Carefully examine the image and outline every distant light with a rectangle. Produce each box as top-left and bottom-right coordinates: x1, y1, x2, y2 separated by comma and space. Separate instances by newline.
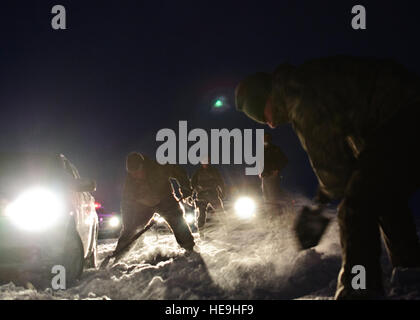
185, 213, 195, 224
109, 216, 120, 228
214, 99, 223, 108
234, 197, 256, 219
95, 202, 101, 209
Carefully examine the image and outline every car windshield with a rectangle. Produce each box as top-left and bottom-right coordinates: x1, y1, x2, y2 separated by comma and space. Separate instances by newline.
0, 153, 68, 197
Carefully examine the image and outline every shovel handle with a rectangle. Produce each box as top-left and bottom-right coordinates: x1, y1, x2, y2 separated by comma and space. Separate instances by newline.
99, 220, 156, 269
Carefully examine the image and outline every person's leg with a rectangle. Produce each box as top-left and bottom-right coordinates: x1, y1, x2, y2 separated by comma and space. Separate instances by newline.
113, 206, 154, 257
196, 199, 208, 228
261, 177, 269, 203
209, 192, 225, 213
159, 199, 195, 251
262, 175, 281, 216
335, 170, 384, 299
368, 104, 420, 273
379, 201, 420, 268
373, 106, 420, 268
335, 104, 420, 299
206, 196, 227, 232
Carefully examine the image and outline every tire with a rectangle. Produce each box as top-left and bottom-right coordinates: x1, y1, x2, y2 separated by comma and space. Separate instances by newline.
62, 223, 84, 288
85, 225, 98, 269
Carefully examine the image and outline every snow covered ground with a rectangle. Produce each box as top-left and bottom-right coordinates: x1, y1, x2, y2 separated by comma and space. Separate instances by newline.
1, 194, 419, 300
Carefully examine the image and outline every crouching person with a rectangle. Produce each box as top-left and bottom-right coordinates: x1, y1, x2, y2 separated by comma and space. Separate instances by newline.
191, 162, 226, 229
112, 152, 195, 259
235, 56, 420, 299
261, 132, 288, 215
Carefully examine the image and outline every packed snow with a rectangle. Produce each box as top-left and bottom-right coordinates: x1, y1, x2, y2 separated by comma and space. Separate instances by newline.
1, 194, 419, 300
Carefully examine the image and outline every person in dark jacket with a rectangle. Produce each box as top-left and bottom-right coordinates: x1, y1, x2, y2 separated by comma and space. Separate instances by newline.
191, 162, 226, 229
235, 56, 420, 299
112, 152, 195, 258
261, 132, 288, 210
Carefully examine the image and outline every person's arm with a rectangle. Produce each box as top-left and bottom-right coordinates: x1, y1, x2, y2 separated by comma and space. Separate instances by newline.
273, 146, 288, 171
191, 169, 199, 192
167, 164, 192, 199
120, 176, 138, 227
213, 168, 226, 197
313, 186, 332, 206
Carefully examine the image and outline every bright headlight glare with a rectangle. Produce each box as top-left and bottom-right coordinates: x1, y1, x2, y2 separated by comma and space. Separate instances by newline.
109, 216, 120, 228
185, 213, 195, 224
5, 188, 64, 232
234, 197, 256, 219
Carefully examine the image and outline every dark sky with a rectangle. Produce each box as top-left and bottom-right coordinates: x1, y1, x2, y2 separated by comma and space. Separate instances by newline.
1, 1, 420, 212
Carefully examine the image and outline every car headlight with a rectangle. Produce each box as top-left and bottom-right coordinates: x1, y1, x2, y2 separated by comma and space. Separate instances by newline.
234, 196, 256, 219
5, 188, 64, 232
109, 216, 120, 228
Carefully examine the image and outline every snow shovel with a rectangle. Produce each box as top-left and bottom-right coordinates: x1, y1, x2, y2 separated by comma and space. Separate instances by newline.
293, 205, 331, 250
99, 220, 156, 269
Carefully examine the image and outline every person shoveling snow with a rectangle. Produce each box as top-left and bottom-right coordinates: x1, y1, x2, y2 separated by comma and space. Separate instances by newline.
235, 56, 420, 299
101, 152, 195, 268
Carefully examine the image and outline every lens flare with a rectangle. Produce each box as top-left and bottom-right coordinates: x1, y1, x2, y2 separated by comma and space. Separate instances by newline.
109, 216, 120, 228
185, 213, 195, 224
5, 188, 64, 232
234, 197, 256, 219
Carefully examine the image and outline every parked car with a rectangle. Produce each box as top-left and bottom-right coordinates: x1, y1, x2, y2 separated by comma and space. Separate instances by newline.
96, 203, 121, 239
0, 152, 98, 288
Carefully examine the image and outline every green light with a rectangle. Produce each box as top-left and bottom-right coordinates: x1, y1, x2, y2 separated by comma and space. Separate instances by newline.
214, 99, 223, 108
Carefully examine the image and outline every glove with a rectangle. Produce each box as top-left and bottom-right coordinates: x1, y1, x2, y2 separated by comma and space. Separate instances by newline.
180, 188, 192, 199
313, 188, 331, 205
183, 196, 195, 207
293, 205, 331, 250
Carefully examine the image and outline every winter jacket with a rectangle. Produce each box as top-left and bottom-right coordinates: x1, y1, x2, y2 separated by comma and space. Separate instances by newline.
191, 165, 225, 197
270, 56, 420, 199
262, 143, 288, 177
121, 156, 191, 212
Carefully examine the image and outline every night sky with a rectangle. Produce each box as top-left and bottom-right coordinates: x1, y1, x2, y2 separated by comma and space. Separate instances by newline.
1, 1, 420, 212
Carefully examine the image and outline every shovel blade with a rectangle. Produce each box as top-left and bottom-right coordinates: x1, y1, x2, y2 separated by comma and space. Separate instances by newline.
294, 206, 331, 250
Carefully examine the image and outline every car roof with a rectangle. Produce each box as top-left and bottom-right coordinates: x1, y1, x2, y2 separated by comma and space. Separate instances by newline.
0, 152, 65, 160
0, 152, 69, 170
